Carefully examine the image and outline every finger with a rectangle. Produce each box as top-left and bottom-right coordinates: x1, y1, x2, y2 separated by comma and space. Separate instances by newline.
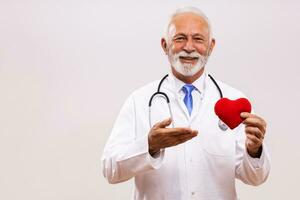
175, 130, 198, 143
241, 113, 267, 127
153, 118, 172, 129
160, 127, 196, 136
240, 112, 252, 119
245, 126, 264, 140
241, 112, 264, 121
163, 131, 198, 147
246, 133, 262, 147
243, 115, 266, 126
243, 118, 266, 134
175, 135, 196, 145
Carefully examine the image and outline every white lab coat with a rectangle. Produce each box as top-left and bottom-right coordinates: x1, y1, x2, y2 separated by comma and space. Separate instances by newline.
102, 71, 270, 200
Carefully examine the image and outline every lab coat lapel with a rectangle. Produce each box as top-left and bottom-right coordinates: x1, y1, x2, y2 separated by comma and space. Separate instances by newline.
165, 74, 190, 125
189, 74, 212, 125
175, 93, 191, 122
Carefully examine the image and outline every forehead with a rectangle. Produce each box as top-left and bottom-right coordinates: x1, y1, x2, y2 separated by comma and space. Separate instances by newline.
170, 12, 209, 36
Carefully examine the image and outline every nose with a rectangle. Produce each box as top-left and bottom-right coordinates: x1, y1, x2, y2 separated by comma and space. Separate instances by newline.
183, 37, 195, 53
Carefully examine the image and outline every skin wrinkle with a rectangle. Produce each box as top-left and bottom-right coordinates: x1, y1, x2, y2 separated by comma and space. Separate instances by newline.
167, 24, 176, 48
161, 12, 215, 83
165, 7, 213, 44
148, 9, 267, 159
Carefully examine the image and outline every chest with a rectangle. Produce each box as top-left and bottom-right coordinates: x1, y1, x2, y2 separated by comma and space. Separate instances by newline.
136, 86, 238, 157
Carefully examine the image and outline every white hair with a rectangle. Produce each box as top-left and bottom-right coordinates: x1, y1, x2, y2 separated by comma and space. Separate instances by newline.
164, 7, 213, 44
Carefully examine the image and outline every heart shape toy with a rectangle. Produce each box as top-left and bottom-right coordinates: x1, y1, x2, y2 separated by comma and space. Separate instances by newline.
214, 98, 252, 130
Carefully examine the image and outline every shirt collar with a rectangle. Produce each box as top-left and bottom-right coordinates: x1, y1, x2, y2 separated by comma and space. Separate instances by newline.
168, 69, 207, 94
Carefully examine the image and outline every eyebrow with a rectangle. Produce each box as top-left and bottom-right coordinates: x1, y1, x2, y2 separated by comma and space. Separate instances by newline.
173, 33, 206, 38
173, 33, 186, 38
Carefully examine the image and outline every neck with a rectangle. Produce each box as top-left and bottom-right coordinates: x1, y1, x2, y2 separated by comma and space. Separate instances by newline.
171, 67, 205, 84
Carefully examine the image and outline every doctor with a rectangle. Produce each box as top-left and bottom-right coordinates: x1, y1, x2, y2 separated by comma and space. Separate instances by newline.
102, 7, 270, 200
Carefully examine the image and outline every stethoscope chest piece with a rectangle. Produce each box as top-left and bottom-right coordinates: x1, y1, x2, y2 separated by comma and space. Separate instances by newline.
149, 74, 227, 131
218, 119, 228, 131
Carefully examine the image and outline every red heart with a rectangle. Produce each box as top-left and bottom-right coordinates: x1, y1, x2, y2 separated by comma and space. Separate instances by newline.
214, 98, 252, 129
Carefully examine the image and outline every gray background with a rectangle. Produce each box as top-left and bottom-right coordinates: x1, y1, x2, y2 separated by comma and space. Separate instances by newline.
0, 0, 299, 199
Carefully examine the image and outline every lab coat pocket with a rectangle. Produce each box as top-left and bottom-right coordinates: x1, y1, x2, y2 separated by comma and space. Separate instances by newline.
201, 129, 235, 157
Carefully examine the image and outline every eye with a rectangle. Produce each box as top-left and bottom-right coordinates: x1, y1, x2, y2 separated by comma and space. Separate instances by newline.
194, 37, 205, 43
173, 36, 186, 42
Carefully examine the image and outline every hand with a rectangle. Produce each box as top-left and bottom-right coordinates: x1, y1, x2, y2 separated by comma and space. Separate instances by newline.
241, 112, 267, 158
148, 118, 198, 156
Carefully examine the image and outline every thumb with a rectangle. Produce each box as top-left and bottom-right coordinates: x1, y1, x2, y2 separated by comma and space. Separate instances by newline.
153, 118, 172, 129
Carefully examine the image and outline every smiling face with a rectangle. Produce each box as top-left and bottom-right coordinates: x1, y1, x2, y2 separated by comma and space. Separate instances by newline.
162, 12, 215, 83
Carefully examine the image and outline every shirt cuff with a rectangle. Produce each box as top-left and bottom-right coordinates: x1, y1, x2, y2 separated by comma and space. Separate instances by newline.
245, 144, 267, 169
147, 149, 165, 169
122, 134, 165, 170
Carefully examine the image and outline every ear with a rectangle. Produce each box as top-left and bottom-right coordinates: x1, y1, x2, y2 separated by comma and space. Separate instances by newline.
208, 38, 216, 56
161, 38, 168, 55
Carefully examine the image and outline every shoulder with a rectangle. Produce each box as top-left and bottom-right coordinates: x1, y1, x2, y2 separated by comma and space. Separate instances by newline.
210, 78, 248, 99
131, 80, 160, 98
125, 79, 161, 104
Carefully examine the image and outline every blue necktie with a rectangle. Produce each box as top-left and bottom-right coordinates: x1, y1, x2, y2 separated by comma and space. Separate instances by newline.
182, 84, 196, 116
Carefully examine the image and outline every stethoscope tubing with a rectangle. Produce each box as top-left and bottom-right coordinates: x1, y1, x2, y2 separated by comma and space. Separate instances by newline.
148, 74, 228, 131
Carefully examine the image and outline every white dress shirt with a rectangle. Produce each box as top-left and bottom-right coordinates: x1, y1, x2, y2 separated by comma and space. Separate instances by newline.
101, 71, 271, 200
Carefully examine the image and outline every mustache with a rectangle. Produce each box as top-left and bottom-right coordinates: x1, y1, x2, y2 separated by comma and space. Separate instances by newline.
174, 51, 202, 59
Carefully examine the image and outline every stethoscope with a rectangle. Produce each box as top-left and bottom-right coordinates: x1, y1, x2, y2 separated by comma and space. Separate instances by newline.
148, 74, 229, 131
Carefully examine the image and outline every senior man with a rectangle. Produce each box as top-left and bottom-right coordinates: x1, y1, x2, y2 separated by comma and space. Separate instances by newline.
102, 7, 270, 200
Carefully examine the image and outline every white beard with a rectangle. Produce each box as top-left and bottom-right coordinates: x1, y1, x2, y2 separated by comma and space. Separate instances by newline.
168, 50, 208, 77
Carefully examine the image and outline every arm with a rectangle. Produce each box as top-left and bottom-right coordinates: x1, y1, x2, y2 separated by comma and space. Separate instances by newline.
101, 95, 164, 184
235, 113, 271, 186
102, 94, 198, 184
